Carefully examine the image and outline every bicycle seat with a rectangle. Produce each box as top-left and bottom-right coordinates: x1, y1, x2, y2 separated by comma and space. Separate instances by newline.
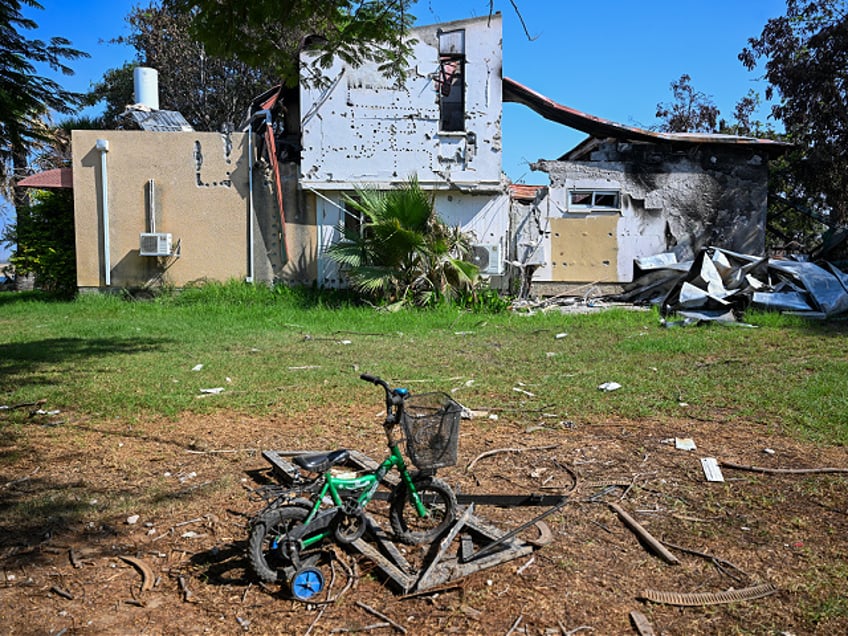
294, 449, 350, 473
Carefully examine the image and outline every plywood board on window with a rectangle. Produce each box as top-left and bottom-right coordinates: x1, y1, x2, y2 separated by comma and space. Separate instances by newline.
549, 215, 619, 282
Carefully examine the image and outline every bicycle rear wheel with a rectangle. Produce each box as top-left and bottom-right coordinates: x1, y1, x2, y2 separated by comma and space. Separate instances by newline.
389, 474, 457, 545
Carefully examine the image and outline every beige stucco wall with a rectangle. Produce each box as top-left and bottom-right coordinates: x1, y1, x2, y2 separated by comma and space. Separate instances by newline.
72, 130, 252, 290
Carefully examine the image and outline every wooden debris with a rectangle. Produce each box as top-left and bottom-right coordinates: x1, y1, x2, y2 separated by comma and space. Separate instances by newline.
330, 624, 390, 634
354, 601, 407, 634
178, 575, 193, 602
119, 556, 155, 592
660, 540, 750, 583
68, 549, 81, 569
304, 605, 327, 636
505, 614, 523, 636
629, 610, 654, 636
607, 503, 680, 565
50, 585, 74, 600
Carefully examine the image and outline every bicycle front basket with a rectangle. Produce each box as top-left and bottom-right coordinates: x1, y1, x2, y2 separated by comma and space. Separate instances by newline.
401, 392, 461, 470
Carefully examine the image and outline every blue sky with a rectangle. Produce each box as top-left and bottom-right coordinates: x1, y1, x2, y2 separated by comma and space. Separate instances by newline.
2, 0, 787, 262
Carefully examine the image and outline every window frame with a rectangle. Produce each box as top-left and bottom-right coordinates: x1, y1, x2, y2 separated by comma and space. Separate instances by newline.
566, 189, 621, 213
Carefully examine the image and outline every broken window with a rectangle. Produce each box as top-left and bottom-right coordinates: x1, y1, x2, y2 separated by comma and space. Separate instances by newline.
343, 196, 365, 238
567, 190, 621, 212
436, 29, 465, 132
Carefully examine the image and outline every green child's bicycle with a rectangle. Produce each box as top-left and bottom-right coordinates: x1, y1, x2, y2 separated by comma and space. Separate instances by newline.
247, 374, 461, 600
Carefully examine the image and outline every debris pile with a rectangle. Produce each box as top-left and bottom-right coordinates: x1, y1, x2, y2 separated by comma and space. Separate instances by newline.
615, 246, 848, 322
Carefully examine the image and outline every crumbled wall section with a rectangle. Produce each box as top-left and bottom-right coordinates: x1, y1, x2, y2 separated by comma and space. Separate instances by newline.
531, 141, 769, 283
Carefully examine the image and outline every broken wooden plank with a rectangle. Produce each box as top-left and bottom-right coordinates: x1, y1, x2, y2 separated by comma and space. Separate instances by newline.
365, 517, 412, 574
351, 537, 416, 593
608, 503, 679, 565
629, 610, 655, 636
415, 504, 474, 592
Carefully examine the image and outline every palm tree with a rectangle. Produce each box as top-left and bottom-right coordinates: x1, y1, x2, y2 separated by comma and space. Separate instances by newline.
327, 177, 479, 306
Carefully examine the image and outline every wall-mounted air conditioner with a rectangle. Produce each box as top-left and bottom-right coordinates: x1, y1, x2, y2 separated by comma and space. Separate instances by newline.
139, 232, 173, 257
471, 243, 504, 276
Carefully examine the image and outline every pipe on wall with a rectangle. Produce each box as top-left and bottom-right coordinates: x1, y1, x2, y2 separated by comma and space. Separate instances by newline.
95, 139, 111, 286
244, 109, 272, 283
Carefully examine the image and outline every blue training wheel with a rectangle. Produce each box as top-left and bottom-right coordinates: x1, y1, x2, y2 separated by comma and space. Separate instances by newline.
290, 566, 324, 601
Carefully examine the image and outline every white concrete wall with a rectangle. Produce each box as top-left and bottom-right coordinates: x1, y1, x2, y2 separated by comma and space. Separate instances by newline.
299, 14, 503, 191
529, 145, 769, 285
312, 190, 511, 287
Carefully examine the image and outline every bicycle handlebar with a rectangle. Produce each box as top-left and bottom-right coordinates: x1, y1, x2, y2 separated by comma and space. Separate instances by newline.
360, 373, 406, 424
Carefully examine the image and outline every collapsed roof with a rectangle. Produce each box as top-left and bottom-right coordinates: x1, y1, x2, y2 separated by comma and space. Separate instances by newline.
502, 77, 790, 155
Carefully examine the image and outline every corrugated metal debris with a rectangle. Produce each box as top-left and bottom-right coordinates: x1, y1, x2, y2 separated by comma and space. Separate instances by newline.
613, 246, 848, 321
119, 107, 194, 132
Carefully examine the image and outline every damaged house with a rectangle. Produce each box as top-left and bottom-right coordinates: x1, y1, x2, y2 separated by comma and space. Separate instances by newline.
503, 78, 789, 292
63, 14, 788, 296
70, 15, 510, 292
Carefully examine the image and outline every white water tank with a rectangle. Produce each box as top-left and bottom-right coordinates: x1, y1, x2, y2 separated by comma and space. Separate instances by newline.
133, 67, 159, 110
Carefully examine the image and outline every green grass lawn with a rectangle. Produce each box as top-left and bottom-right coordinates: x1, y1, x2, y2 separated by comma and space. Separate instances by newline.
2, 283, 846, 444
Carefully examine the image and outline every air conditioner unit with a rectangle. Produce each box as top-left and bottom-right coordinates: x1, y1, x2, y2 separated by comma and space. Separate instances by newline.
139, 232, 173, 257
471, 243, 504, 276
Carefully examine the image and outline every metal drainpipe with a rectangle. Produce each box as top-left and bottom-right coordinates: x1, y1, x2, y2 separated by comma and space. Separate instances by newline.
95, 139, 111, 287
244, 109, 271, 283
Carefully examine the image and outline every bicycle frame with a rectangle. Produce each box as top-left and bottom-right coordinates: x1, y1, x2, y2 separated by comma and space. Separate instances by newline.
290, 441, 430, 550
268, 374, 436, 556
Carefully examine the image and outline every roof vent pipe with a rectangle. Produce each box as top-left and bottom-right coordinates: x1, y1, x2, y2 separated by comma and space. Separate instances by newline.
133, 67, 159, 110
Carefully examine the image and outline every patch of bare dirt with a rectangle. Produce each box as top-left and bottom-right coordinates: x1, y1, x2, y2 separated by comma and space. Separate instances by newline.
1, 404, 846, 635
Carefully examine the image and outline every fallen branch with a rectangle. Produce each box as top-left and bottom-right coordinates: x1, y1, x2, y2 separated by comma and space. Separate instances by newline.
660, 540, 749, 583
3, 466, 40, 489
505, 614, 523, 636
720, 461, 848, 475
330, 624, 390, 634
174, 517, 204, 528
304, 605, 327, 636
607, 503, 679, 565
354, 601, 407, 634
50, 585, 74, 600
466, 444, 559, 472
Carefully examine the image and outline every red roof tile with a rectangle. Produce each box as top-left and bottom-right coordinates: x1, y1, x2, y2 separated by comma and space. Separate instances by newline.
17, 167, 73, 189
509, 184, 545, 201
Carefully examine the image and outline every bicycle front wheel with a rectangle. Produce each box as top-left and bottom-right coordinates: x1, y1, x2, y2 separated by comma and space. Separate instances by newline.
389, 474, 457, 545
248, 503, 313, 584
